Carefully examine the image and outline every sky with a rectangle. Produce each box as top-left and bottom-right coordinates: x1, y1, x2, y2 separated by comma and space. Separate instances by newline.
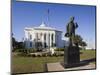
12, 1, 96, 49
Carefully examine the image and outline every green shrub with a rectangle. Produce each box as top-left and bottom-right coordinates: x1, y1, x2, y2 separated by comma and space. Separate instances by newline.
48, 53, 53, 57
42, 53, 48, 57
60, 53, 64, 56
31, 54, 35, 57
54, 48, 64, 51
27, 48, 36, 53
14, 49, 24, 52
37, 54, 41, 57
45, 54, 48, 57
55, 53, 59, 57
27, 54, 31, 57
17, 52, 27, 57
42, 53, 45, 57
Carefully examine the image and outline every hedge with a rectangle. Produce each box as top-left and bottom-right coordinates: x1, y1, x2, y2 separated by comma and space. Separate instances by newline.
54, 48, 64, 51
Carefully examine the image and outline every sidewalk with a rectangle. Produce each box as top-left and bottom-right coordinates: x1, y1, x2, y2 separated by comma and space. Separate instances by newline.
47, 62, 95, 72
47, 62, 64, 71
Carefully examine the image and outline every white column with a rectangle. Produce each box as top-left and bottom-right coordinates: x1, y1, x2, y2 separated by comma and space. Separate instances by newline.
41, 33, 44, 48
53, 33, 55, 46
50, 33, 52, 47
46, 33, 48, 47
45, 33, 48, 46
34, 33, 37, 48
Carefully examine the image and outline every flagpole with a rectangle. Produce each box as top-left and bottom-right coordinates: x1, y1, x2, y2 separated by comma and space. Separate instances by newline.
47, 9, 50, 27
47, 9, 50, 53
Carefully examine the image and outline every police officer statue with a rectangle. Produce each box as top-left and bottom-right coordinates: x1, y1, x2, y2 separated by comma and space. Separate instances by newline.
65, 16, 78, 46
64, 16, 80, 67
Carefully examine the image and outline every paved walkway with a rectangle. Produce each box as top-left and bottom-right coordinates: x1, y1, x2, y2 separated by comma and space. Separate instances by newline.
65, 63, 95, 70
47, 62, 95, 72
47, 62, 64, 71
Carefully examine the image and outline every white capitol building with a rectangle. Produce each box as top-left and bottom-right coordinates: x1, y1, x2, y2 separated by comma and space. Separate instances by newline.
24, 22, 68, 50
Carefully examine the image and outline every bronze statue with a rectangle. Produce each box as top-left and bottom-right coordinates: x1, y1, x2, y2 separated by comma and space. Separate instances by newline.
65, 16, 78, 46
64, 17, 80, 67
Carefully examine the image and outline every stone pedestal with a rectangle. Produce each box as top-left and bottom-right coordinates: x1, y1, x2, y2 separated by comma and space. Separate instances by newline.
64, 46, 80, 68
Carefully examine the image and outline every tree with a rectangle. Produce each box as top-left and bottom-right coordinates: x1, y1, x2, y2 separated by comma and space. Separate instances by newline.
72, 34, 83, 45
80, 41, 87, 50
16, 42, 25, 49
72, 34, 87, 49
12, 36, 25, 52
12, 33, 17, 51
12, 36, 17, 51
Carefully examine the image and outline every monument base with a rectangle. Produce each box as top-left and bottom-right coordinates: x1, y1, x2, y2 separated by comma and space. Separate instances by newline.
64, 46, 80, 68
63, 61, 88, 68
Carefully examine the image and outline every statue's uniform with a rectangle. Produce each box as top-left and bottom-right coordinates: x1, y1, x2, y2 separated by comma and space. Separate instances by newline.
67, 22, 75, 37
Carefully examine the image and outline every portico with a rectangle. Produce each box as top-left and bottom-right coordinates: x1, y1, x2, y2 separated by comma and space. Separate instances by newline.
24, 22, 63, 49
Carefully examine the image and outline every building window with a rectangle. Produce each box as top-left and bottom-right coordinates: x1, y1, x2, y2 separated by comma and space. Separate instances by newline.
30, 42, 32, 47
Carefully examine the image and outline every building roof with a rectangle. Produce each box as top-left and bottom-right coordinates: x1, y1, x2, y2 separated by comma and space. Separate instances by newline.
34, 22, 55, 30
25, 22, 62, 32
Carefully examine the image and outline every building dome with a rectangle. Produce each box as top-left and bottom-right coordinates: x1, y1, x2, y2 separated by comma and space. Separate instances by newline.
39, 21, 46, 27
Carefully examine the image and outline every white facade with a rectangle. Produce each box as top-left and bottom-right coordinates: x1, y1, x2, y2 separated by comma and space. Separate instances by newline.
24, 22, 64, 49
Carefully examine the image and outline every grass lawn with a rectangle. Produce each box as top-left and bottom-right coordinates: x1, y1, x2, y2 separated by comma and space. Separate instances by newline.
80, 50, 96, 60
12, 50, 96, 74
12, 56, 63, 73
